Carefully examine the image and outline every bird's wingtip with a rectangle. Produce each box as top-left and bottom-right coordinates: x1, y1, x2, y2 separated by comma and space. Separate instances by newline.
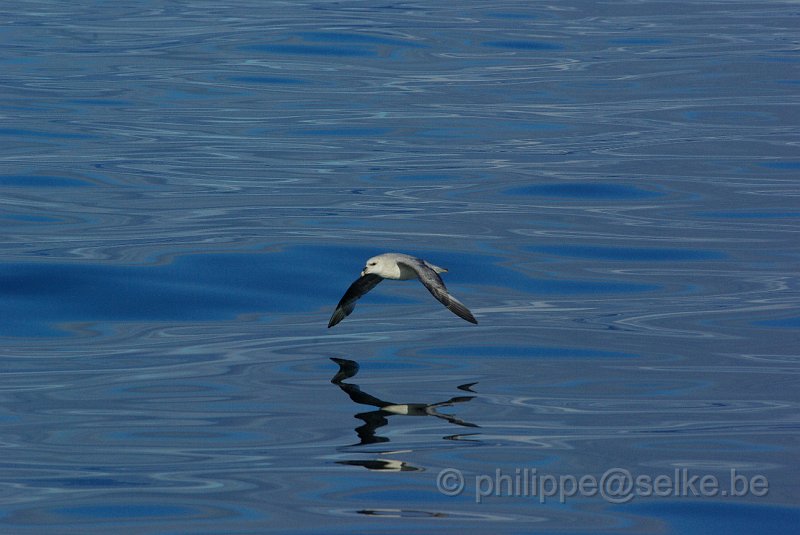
328, 308, 346, 328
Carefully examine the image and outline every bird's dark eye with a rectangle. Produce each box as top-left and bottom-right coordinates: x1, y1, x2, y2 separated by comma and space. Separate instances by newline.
369, 262, 376, 266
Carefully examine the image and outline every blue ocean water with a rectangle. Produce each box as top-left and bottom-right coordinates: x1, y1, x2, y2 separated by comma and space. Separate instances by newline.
1, 1, 798, 533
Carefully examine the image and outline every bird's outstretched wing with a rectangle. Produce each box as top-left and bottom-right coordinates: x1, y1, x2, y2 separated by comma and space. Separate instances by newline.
328, 274, 383, 328
398, 258, 478, 324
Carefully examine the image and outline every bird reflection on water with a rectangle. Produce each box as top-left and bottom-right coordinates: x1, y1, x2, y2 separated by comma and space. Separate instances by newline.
330, 357, 479, 450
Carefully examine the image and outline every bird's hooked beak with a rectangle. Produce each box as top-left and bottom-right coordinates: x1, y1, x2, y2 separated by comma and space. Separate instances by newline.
360, 267, 367, 276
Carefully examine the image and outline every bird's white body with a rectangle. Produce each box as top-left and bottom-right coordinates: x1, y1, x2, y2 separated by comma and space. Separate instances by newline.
362, 253, 446, 280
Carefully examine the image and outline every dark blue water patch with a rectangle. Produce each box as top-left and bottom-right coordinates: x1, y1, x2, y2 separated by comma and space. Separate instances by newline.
55, 504, 198, 520
758, 161, 800, 170
394, 173, 460, 182
531, 245, 724, 262
298, 127, 392, 137
550, 378, 710, 397
414, 127, 485, 140
228, 75, 307, 85
0, 128, 96, 140
608, 38, 672, 46
297, 31, 425, 48
695, 210, 800, 219
539, 279, 658, 295
505, 182, 661, 199
3, 214, 62, 223
0, 249, 338, 337
618, 502, 800, 535
67, 98, 135, 107
754, 316, 800, 329
485, 11, 540, 20
39, 477, 147, 488
244, 43, 375, 57
108, 429, 264, 444
635, 439, 784, 453
682, 110, 777, 124
509, 122, 568, 131
367, 360, 428, 372
421, 346, 636, 359
483, 40, 563, 51
0, 174, 94, 188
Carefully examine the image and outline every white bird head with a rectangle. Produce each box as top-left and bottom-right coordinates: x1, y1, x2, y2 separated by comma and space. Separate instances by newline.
361, 255, 386, 277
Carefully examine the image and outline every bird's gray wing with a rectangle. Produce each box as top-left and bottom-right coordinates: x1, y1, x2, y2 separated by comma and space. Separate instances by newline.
328, 274, 383, 328
398, 258, 477, 324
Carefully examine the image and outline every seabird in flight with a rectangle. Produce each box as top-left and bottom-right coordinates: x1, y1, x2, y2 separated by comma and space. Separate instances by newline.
328, 253, 478, 328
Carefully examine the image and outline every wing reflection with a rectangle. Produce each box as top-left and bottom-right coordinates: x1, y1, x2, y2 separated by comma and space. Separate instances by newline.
337, 459, 419, 472
330, 357, 479, 447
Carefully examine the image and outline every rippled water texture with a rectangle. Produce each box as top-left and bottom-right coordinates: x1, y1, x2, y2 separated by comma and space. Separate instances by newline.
1, 1, 799, 533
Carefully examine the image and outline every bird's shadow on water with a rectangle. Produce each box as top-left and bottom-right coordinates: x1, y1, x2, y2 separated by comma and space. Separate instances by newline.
330, 357, 480, 465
